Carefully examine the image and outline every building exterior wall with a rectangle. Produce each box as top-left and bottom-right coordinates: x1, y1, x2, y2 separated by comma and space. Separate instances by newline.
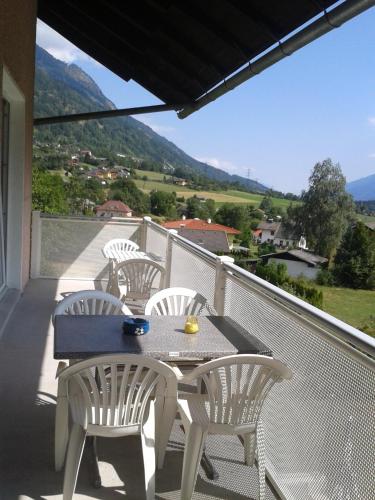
260, 229, 274, 243
274, 237, 297, 248
0, 0, 37, 289
268, 258, 319, 280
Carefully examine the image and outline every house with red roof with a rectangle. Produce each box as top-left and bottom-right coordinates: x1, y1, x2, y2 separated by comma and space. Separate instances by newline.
95, 200, 133, 218
162, 218, 240, 253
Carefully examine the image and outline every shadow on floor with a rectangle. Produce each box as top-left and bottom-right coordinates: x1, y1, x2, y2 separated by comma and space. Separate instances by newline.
0, 279, 276, 500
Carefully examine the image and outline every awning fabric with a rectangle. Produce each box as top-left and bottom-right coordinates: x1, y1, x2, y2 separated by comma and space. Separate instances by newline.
38, 0, 338, 108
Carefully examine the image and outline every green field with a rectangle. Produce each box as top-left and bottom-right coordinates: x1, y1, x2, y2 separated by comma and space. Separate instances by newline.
134, 169, 172, 181
358, 214, 375, 223
133, 170, 297, 209
318, 285, 375, 336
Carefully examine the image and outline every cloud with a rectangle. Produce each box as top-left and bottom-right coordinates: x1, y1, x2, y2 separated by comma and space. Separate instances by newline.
368, 153, 375, 158
36, 19, 102, 66
368, 117, 375, 126
135, 114, 175, 134
196, 157, 256, 176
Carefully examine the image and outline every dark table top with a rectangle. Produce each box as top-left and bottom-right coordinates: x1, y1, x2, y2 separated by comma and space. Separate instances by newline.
54, 315, 272, 361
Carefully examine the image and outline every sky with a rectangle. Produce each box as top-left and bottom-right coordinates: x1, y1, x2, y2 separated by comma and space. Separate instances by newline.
36, 6, 375, 194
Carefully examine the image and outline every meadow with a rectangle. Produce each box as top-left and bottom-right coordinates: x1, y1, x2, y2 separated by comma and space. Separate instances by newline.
133, 169, 297, 209
317, 285, 375, 336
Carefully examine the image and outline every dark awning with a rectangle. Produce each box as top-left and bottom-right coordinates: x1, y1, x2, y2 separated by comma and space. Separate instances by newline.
37, 0, 375, 120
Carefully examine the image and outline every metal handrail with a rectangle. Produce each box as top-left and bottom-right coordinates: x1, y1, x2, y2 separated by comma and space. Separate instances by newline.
225, 263, 375, 366
145, 218, 375, 361
40, 213, 143, 224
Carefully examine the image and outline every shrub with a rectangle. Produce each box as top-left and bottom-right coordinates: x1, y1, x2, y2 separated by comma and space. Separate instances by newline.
316, 268, 334, 286
256, 262, 323, 308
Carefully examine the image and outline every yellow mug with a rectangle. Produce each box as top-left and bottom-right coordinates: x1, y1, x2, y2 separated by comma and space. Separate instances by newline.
184, 315, 199, 334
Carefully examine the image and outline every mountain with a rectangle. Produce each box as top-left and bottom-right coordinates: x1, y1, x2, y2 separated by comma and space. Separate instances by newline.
34, 45, 267, 193
346, 174, 375, 201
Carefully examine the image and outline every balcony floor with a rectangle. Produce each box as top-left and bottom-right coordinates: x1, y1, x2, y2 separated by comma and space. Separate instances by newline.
0, 279, 278, 500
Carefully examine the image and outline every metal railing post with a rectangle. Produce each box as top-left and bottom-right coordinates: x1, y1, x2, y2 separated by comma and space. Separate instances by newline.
165, 229, 178, 288
140, 216, 151, 252
214, 255, 234, 315
30, 211, 42, 278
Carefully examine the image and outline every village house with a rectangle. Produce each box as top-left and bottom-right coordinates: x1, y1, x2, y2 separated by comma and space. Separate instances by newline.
256, 220, 299, 247
261, 249, 328, 280
173, 177, 188, 186
95, 200, 133, 217
79, 149, 93, 159
162, 218, 240, 252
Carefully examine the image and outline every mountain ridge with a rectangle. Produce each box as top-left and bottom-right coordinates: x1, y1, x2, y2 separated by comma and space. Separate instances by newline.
346, 173, 375, 201
34, 45, 268, 193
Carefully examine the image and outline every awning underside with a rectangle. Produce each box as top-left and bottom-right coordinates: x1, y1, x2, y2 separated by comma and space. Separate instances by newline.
38, 0, 338, 107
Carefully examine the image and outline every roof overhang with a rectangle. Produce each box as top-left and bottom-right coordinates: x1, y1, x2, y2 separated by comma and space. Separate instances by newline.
36, 0, 375, 124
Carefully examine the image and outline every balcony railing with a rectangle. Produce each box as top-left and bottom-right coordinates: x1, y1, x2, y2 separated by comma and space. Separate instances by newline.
31, 211, 375, 500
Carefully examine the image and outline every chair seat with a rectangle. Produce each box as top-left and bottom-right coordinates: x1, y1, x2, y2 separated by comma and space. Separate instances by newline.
87, 422, 140, 438
178, 394, 257, 435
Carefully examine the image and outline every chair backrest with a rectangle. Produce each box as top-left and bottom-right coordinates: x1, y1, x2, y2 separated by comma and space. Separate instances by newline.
109, 258, 165, 300
102, 238, 139, 259
58, 354, 177, 428
53, 290, 132, 321
182, 355, 292, 428
144, 287, 215, 316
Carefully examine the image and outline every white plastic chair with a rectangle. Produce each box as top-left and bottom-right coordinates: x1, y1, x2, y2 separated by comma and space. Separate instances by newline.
144, 287, 215, 316
107, 258, 166, 304
53, 290, 133, 321
102, 238, 140, 260
56, 354, 177, 500
175, 355, 292, 500
53, 290, 132, 471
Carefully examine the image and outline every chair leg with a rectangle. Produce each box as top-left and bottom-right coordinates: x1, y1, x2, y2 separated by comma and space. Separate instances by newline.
156, 396, 177, 469
63, 423, 86, 500
180, 422, 207, 500
55, 395, 69, 471
256, 419, 266, 500
141, 401, 156, 500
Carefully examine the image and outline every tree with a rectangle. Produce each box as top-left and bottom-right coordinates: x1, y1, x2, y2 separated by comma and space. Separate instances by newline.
150, 190, 176, 216
186, 196, 208, 219
214, 203, 248, 230
84, 178, 105, 205
109, 178, 150, 214
259, 194, 273, 213
288, 159, 354, 259
32, 166, 69, 214
333, 222, 375, 289
66, 175, 85, 214
205, 199, 216, 218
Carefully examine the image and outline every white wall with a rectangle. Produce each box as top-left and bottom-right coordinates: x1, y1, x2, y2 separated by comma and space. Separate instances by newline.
268, 257, 319, 280
260, 229, 274, 243
274, 238, 297, 248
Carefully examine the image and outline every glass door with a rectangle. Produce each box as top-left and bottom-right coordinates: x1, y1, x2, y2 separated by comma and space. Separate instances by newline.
0, 98, 10, 294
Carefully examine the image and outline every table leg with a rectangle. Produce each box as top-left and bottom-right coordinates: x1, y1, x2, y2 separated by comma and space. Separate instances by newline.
200, 448, 220, 481
86, 436, 101, 488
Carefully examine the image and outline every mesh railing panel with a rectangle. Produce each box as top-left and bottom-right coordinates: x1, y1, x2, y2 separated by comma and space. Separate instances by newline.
39, 217, 141, 279
146, 224, 168, 262
169, 241, 216, 306
224, 275, 375, 500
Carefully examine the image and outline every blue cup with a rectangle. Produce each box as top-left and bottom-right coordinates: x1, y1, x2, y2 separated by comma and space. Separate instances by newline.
123, 318, 150, 336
